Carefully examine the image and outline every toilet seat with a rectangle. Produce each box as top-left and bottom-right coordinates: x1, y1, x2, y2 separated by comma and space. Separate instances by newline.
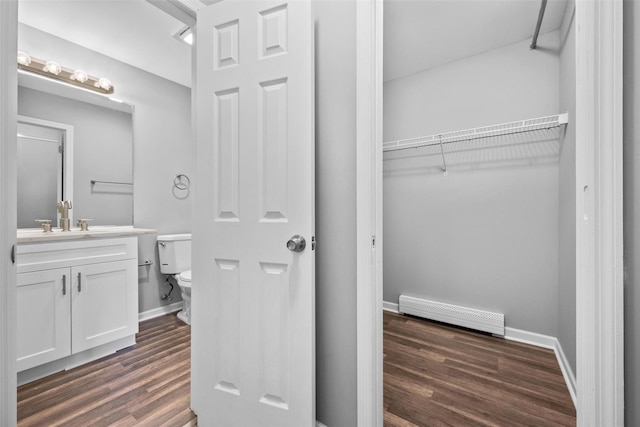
177, 270, 191, 288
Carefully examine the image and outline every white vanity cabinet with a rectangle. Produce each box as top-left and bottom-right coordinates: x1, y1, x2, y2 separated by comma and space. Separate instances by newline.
16, 237, 139, 373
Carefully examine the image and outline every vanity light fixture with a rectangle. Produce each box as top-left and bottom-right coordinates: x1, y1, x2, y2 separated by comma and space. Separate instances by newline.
16, 51, 115, 95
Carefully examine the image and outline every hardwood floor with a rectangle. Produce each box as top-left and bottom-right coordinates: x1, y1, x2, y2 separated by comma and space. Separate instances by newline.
17, 313, 196, 427
18, 311, 575, 426
383, 311, 576, 426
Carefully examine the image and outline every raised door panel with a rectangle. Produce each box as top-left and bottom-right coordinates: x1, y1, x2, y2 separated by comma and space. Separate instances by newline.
71, 260, 138, 353
16, 268, 71, 371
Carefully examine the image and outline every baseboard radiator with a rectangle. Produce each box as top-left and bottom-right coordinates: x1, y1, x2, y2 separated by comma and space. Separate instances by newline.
398, 295, 505, 336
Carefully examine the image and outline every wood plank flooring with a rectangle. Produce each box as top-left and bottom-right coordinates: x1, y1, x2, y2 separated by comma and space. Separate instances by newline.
17, 313, 196, 427
18, 311, 576, 426
383, 311, 576, 426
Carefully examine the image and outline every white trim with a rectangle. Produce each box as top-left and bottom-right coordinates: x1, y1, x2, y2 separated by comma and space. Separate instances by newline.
356, 1, 383, 426
17, 115, 74, 225
504, 327, 557, 350
504, 327, 576, 409
138, 302, 183, 322
575, 1, 624, 425
383, 300, 399, 313
0, 1, 18, 425
555, 337, 578, 408
316, 422, 328, 427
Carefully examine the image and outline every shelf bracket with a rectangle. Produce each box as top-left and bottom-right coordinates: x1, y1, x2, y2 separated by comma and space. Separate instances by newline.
438, 136, 448, 176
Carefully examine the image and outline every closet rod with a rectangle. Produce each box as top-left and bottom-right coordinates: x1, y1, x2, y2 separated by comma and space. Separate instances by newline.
530, 0, 548, 50
383, 113, 568, 153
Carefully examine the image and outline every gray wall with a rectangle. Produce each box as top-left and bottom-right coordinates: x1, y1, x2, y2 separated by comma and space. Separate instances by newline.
557, 0, 577, 375
18, 24, 193, 314
383, 32, 561, 335
18, 86, 133, 226
624, 1, 640, 425
314, 1, 358, 426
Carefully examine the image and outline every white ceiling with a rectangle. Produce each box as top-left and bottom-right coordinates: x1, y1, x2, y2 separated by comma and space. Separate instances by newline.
384, 0, 568, 82
18, 0, 194, 87
17, 0, 568, 88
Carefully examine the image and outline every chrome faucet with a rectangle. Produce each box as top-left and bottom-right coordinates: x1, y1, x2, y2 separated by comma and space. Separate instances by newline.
57, 200, 72, 231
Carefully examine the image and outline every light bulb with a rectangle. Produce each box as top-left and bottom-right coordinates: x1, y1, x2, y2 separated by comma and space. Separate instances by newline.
17, 51, 31, 66
70, 69, 88, 83
94, 77, 112, 91
43, 61, 62, 75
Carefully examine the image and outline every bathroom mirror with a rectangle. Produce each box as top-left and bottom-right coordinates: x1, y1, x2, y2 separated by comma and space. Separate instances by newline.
17, 71, 134, 228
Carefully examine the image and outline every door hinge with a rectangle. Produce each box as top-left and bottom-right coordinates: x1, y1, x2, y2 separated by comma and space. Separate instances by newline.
10, 244, 15, 264
311, 236, 316, 250
58, 144, 64, 154
372, 235, 376, 248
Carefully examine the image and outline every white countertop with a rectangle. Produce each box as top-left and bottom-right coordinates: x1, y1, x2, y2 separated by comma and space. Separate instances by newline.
17, 225, 157, 243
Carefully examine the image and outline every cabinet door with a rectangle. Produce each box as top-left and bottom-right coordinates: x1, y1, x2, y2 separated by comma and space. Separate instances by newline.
71, 260, 138, 353
17, 268, 71, 371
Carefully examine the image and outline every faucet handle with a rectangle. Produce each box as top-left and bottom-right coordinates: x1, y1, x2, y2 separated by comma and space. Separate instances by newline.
35, 219, 52, 232
77, 218, 92, 231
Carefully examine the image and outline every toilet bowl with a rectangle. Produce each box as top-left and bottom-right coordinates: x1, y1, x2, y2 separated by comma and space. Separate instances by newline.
175, 270, 191, 325
157, 233, 192, 325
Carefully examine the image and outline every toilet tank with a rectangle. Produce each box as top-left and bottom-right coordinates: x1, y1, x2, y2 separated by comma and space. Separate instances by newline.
157, 233, 192, 275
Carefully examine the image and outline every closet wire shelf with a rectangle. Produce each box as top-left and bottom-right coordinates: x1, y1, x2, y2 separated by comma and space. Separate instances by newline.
382, 113, 569, 153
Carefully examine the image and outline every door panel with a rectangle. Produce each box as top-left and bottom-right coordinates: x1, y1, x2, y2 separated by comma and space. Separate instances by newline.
193, 1, 315, 425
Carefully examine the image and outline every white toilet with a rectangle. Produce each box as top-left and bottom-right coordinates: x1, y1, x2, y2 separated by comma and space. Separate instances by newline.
157, 233, 192, 325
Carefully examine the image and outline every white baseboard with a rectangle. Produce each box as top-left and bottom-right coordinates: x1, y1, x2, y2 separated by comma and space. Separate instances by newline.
505, 327, 577, 408
554, 338, 577, 407
504, 327, 556, 349
316, 422, 328, 427
138, 302, 183, 322
383, 300, 399, 313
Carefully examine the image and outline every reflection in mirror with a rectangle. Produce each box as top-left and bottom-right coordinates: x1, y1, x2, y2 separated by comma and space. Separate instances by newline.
17, 120, 66, 228
17, 71, 134, 228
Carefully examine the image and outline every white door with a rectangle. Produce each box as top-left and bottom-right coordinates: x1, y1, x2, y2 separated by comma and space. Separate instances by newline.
192, 1, 315, 426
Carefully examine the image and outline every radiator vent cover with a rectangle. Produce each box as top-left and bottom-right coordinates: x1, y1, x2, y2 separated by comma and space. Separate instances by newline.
398, 295, 505, 336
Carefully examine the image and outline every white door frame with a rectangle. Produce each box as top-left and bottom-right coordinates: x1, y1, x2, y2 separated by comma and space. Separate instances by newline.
355, 1, 383, 426
354, 0, 625, 426
575, 0, 624, 425
0, 0, 18, 426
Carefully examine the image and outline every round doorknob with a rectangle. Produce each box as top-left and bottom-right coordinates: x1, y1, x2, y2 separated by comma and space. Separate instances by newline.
287, 235, 306, 252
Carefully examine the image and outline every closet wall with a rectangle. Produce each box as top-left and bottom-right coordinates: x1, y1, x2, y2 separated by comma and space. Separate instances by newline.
383, 31, 562, 336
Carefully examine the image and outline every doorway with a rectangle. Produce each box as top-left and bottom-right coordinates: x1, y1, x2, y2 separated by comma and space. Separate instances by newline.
355, 1, 625, 425
381, 0, 574, 422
